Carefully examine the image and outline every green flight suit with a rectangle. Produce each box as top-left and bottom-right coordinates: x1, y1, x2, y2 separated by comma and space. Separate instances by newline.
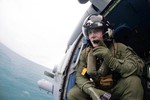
67, 43, 144, 100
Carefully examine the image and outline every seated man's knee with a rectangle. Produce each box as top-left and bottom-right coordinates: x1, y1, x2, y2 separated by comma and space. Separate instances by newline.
123, 75, 143, 95
120, 76, 143, 100
67, 85, 81, 100
67, 88, 75, 100
67, 85, 91, 100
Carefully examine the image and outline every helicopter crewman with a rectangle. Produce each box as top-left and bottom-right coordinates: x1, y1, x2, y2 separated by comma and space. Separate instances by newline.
67, 14, 144, 100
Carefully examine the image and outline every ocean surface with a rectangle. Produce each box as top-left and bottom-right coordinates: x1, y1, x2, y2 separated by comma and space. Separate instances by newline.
0, 43, 53, 100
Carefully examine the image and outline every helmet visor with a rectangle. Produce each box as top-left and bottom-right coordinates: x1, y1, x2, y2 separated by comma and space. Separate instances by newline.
83, 21, 104, 38
84, 21, 103, 29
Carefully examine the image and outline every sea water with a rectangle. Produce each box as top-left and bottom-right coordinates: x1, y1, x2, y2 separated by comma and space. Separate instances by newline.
0, 44, 53, 100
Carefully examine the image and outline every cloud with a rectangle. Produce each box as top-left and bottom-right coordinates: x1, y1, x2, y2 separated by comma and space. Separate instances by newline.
0, 0, 90, 69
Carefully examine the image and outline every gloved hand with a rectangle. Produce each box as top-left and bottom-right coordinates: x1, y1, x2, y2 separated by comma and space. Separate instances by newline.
93, 46, 110, 58
93, 46, 112, 63
97, 39, 107, 47
87, 87, 112, 100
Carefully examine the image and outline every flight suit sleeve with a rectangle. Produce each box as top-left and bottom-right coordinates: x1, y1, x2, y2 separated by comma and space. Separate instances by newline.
75, 48, 95, 93
104, 43, 144, 78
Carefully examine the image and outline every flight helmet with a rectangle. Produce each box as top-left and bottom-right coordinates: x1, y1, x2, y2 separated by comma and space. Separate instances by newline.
82, 14, 113, 41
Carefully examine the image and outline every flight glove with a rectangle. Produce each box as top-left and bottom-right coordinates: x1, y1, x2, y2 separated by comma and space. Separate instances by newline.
93, 46, 112, 63
87, 49, 110, 77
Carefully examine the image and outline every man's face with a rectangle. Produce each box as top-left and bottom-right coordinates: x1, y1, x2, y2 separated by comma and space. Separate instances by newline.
88, 28, 104, 48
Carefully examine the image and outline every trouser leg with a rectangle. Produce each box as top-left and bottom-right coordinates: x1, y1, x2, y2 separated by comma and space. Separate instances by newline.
111, 75, 143, 100
67, 85, 92, 100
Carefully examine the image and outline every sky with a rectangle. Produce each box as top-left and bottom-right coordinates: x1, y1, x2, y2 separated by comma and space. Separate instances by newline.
0, 0, 90, 69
